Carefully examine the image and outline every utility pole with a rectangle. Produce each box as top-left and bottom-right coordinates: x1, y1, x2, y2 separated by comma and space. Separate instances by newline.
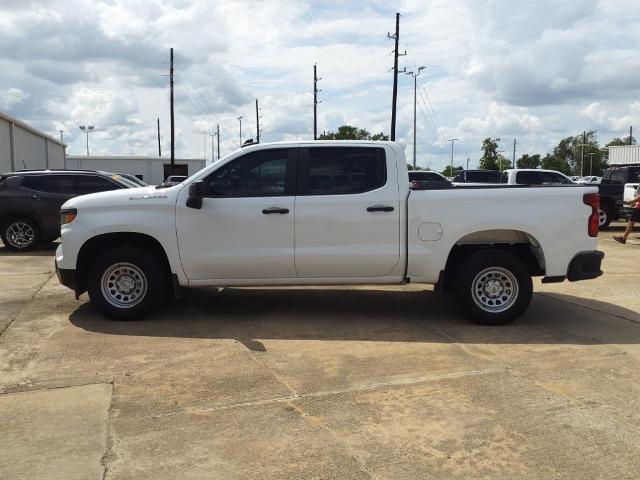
388, 13, 405, 141
59, 130, 64, 142
238, 116, 243, 147
210, 132, 216, 164
313, 64, 321, 140
448, 138, 458, 176
630, 126, 633, 144
577, 140, 589, 176
466, 158, 470, 170
586, 152, 597, 176
255, 98, 260, 143
406, 67, 425, 169
170, 47, 175, 175
216, 124, 220, 159
157, 118, 161, 157
512, 138, 517, 165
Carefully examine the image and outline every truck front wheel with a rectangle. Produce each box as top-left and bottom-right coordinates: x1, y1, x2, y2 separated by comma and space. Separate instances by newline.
87, 246, 168, 320
454, 250, 532, 326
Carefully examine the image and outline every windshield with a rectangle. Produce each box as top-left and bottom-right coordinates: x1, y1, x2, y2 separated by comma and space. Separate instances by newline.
108, 174, 142, 189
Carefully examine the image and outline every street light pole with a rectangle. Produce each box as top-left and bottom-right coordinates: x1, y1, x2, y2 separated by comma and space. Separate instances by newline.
406, 66, 425, 169
238, 116, 243, 147
448, 138, 459, 176
78, 125, 94, 156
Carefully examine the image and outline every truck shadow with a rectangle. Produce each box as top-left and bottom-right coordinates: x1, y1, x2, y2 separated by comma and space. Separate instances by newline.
69, 287, 640, 350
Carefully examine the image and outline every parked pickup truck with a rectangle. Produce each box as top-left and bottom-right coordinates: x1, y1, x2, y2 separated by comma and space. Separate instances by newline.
55, 141, 604, 325
598, 166, 640, 228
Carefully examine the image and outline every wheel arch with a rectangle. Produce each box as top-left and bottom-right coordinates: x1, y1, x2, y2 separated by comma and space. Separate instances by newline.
440, 229, 545, 291
75, 232, 173, 295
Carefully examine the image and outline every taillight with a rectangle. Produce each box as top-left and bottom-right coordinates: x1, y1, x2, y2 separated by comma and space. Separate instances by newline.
583, 193, 599, 237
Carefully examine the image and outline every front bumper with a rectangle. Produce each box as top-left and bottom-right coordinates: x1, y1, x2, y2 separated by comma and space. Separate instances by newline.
567, 251, 604, 282
55, 261, 78, 291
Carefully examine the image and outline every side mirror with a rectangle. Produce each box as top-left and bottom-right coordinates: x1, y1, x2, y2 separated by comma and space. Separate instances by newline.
186, 181, 206, 209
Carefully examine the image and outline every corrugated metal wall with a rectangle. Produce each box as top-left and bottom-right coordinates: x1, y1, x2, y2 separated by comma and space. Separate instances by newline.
14, 126, 47, 170
609, 145, 640, 165
0, 117, 11, 172
47, 141, 65, 169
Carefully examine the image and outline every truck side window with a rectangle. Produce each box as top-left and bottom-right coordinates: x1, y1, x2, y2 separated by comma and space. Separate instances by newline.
205, 149, 289, 197
515, 171, 542, 185
301, 147, 386, 195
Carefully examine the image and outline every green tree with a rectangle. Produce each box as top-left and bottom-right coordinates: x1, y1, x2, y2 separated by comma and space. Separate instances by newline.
553, 131, 606, 176
541, 153, 572, 175
442, 165, 463, 177
319, 125, 389, 141
607, 135, 636, 147
497, 155, 512, 172
478, 137, 501, 170
516, 153, 541, 169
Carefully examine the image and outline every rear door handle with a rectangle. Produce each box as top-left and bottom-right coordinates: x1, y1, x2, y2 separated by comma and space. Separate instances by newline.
262, 207, 290, 214
367, 205, 394, 212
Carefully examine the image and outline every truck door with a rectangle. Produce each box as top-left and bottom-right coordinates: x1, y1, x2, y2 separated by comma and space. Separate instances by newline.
176, 147, 297, 280
294, 146, 401, 278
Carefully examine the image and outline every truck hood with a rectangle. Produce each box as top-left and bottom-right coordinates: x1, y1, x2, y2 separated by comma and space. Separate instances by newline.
62, 185, 180, 209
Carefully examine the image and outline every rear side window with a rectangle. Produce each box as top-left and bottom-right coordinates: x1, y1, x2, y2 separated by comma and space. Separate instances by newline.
301, 147, 386, 195
23, 175, 75, 194
76, 175, 120, 194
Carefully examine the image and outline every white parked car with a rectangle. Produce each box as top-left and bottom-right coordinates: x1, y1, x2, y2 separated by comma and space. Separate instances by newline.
500, 169, 575, 185
579, 176, 601, 184
55, 141, 603, 325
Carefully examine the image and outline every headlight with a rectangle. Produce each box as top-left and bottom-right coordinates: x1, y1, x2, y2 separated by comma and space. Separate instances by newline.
60, 208, 77, 225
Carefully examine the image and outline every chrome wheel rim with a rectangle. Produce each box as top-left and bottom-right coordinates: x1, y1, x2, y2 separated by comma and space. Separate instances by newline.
598, 208, 607, 227
100, 262, 147, 309
6, 221, 35, 249
471, 267, 519, 313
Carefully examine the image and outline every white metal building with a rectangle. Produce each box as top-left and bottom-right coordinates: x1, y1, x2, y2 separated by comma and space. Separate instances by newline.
0, 110, 66, 172
608, 145, 640, 165
65, 156, 206, 185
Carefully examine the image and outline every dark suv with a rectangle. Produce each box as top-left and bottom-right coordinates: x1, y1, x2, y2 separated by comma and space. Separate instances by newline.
0, 170, 134, 251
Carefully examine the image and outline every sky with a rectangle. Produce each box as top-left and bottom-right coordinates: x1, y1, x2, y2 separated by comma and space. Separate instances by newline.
0, 0, 639, 171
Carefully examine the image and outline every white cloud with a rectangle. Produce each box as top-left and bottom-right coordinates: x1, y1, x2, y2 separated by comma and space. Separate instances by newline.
0, 88, 29, 109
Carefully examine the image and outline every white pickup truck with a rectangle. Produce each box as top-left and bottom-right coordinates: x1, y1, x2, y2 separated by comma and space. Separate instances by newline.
55, 141, 603, 325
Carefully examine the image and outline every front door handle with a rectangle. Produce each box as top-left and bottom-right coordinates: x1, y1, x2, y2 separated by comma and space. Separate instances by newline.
367, 205, 394, 212
262, 207, 290, 214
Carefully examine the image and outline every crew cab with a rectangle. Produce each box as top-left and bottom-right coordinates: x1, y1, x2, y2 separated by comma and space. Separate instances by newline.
55, 141, 604, 325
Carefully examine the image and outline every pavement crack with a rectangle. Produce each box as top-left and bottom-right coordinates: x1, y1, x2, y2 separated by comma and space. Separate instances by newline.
101, 382, 116, 480
286, 401, 378, 479
0, 273, 53, 338
149, 367, 503, 419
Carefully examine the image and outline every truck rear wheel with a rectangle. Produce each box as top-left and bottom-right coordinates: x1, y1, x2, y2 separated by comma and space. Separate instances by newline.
454, 250, 532, 326
87, 246, 168, 320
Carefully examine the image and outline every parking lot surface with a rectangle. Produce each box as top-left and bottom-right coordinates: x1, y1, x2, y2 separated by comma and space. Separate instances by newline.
1, 225, 639, 479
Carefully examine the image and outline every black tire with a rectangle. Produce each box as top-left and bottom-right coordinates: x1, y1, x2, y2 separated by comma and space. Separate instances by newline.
598, 206, 612, 230
1, 217, 40, 252
87, 245, 168, 320
454, 250, 533, 326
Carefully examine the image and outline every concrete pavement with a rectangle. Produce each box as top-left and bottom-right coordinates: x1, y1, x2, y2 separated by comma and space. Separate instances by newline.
0, 224, 639, 479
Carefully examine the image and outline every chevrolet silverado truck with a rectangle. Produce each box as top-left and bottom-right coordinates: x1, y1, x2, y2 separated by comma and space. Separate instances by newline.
55, 141, 604, 325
